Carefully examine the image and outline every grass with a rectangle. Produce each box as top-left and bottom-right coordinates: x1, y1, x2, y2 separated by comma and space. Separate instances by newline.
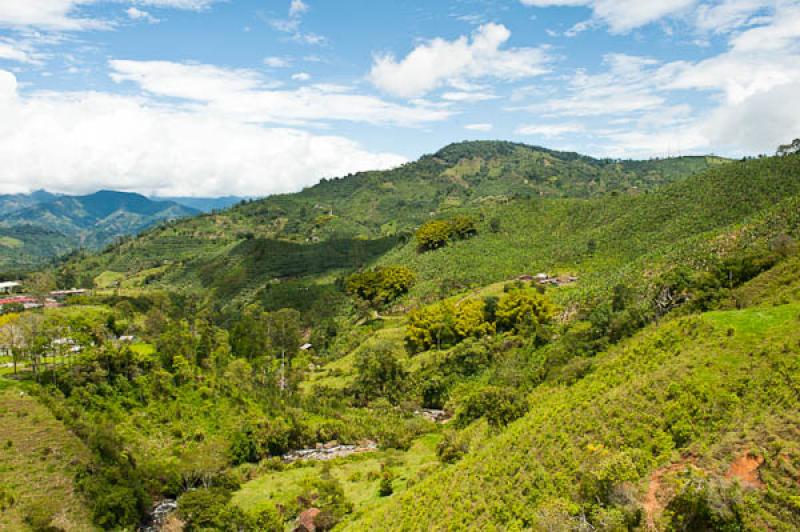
232, 432, 441, 520
0, 381, 95, 531
301, 326, 407, 393
345, 302, 800, 530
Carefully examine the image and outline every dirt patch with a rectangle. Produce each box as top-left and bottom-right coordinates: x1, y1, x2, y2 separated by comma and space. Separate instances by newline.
643, 456, 697, 530
725, 453, 765, 489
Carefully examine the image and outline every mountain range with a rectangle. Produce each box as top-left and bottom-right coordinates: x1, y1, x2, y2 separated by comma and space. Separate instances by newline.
0, 190, 199, 271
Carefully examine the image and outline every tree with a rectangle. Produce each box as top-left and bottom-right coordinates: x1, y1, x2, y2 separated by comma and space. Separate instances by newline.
776, 138, 800, 156
415, 220, 452, 252
453, 299, 495, 338
345, 266, 415, 307
156, 320, 194, 370
353, 341, 407, 404
496, 289, 553, 333
406, 302, 457, 352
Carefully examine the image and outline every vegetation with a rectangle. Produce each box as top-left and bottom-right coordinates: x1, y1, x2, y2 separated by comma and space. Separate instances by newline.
2, 143, 800, 530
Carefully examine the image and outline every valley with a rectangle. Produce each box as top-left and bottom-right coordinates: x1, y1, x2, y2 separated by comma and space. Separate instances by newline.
1, 142, 799, 531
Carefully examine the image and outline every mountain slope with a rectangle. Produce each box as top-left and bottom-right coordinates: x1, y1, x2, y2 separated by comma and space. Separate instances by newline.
54, 142, 724, 295
0, 225, 74, 273
345, 301, 800, 530
2, 190, 199, 247
379, 153, 800, 302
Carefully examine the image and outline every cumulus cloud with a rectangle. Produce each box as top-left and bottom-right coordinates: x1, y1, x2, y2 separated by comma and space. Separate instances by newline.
108, 59, 450, 126
520, 0, 696, 33
517, 2, 800, 157
368, 23, 549, 99
291, 72, 311, 81
0, 68, 407, 197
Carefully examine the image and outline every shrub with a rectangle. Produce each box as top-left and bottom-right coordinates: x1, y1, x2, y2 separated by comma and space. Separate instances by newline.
378, 473, 394, 497
452, 385, 528, 428
352, 342, 407, 405
665, 471, 744, 531
415, 216, 478, 252
496, 288, 554, 334
345, 266, 415, 306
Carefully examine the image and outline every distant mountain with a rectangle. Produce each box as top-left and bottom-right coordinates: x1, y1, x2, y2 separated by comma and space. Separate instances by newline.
0, 190, 60, 216
151, 195, 250, 213
0, 190, 199, 271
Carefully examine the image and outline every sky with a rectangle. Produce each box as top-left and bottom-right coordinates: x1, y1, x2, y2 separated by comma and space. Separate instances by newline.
0, 0, 799, 197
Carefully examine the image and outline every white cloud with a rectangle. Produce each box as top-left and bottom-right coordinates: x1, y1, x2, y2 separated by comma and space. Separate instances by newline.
0, 68, 407, 197
0, 38, 43, 64
441, 91, 496, 102
271, 0, 325, 45
0, 0, 105, 31
0, 0, 215, 30
291, 72, 311, 81
464, 123, 493, 131
126, 7, 159, 24
368, 23, 549, 99
109, 59, 450, 126
289, 0, 309, 17
521, 54, 669, 117
520, 0, 696, 33
694, 0, 771, 34
264, 56, 291, 68
516, 123, 585, 137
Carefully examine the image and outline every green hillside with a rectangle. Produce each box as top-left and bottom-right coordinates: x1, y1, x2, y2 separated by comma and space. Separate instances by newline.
347, 301, 800, 531
0, 381, 96, 531
0, 225, 74, 273
54, 142, 722, 298
4, 145, 800, 531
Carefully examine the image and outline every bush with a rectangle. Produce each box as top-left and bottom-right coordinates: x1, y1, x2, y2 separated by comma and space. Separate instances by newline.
345, 266, 416, 307
665, 471, 744, 531
352, 340, 407, 404
177, 487, 232, 531
452, 385, 528, 428
415, 216, 478, 252
496, 288, 554, 334
378, 473, 394, 497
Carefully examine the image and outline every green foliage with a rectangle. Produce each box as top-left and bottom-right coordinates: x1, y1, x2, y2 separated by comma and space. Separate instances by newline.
450, 385, 528, 428
665, 470, 744, 531
495, 288, 554, 333
352, 341, 407, 404
345, 266, 415, 306
415, 220, 452, 252
347, 303, 800, 530
177, 487, 233, 531
415, 216, 477, 252
378, 473, 394, 497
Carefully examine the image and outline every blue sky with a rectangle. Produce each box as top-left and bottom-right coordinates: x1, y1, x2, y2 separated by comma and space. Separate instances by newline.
1, 0, 799, 196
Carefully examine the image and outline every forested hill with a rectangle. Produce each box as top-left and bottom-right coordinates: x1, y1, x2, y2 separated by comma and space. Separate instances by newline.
53, 141, 724, 293
0, 191, 199, 271
219, 141, 724, 242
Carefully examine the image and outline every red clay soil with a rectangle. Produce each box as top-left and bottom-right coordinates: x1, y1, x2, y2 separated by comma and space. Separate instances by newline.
725, 453, 765, 489
644, 452, 765, 530
643, 457, 698, 530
